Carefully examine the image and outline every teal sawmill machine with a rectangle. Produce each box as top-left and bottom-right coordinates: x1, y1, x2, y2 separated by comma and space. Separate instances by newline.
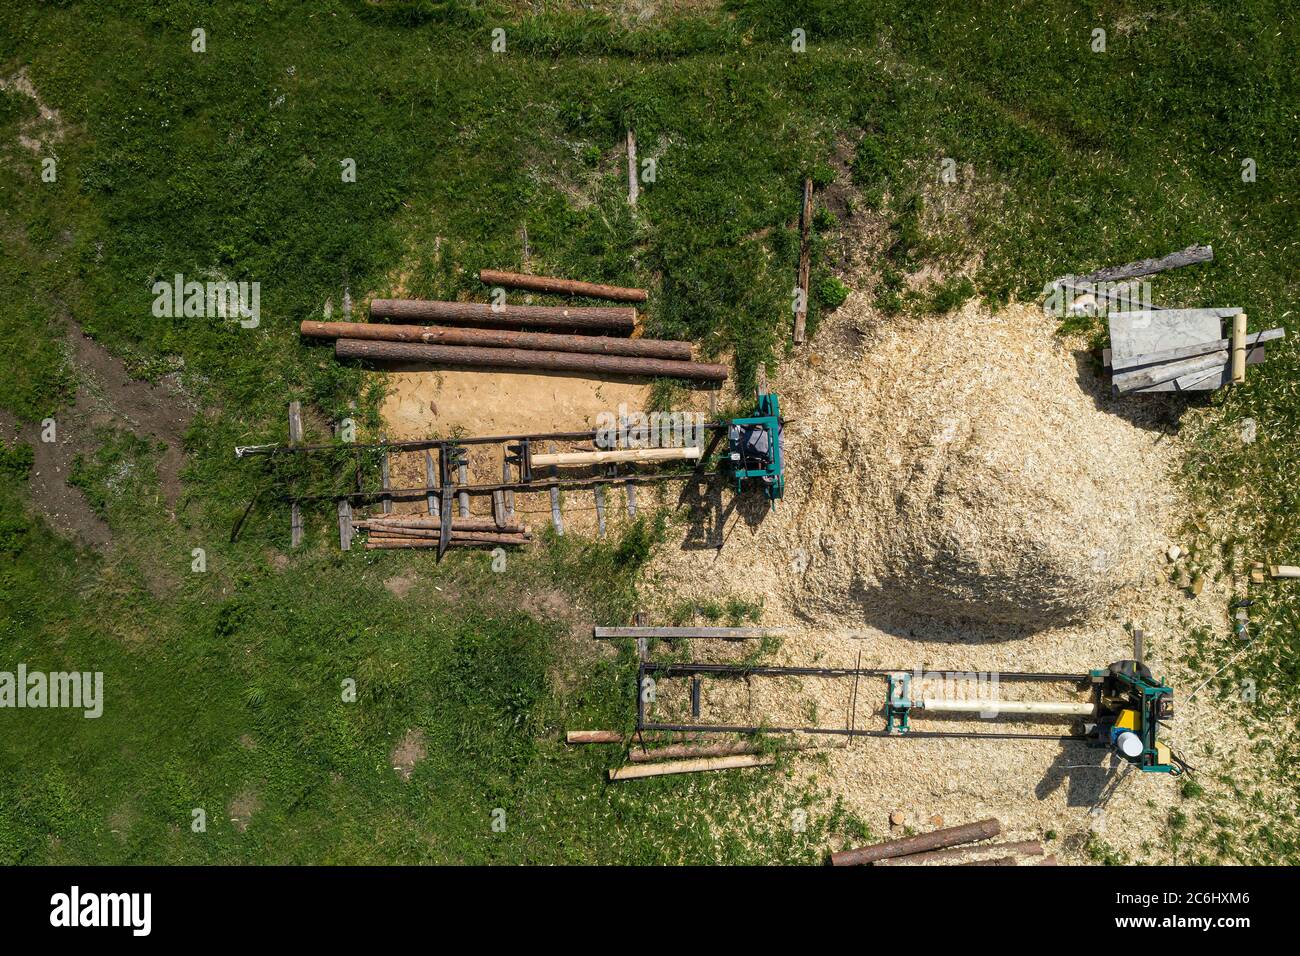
236, 391, 786, 556
637, 642, 1188, 774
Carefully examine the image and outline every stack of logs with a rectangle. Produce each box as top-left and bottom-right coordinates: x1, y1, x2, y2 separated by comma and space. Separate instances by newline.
357, 515, 530, 551
303, 269, 728, 383
830, 817, 1055, 867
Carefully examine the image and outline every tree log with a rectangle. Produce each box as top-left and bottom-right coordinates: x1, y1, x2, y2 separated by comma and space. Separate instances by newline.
830, 818, 1003, 867
369, 299, 635, 333
358, 515, 526, 533
336, 338, 728, 382
302, 320, 689, 360
566, 730, 623, 744
479, 269, 648, 303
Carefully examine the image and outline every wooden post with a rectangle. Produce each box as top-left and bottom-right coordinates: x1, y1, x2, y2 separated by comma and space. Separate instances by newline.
595, 483, 606, 537
502, 455, 515, 520
380, 448, 392, 514
424, 450, 438, 515
456, 462, 469, 518
626, 128, 639, 207
626, 481, 637, 517
336, 419, 352, 550
794, 176, 812, 345
1232, 312, 1248, 384
549, 442, 563, 535
288, 402, 304, 548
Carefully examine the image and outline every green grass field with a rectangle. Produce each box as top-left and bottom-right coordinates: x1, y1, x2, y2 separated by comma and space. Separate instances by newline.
0, 0, 1296, 863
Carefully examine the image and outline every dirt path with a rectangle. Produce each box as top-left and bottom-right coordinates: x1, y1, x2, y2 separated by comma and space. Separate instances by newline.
0, 326, 191, 549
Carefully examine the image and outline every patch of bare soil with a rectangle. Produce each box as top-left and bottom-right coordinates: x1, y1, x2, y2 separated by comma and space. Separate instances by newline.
227, 790, 261, 833
640, 291, 1237, 864
390, 729, 426, 782
384, 570, 419, 598
0, 67, 67, 154
0, 326, 191, 550
375, 366, 716, 538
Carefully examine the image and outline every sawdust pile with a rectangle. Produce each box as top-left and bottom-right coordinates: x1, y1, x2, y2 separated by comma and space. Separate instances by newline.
785, 299, 1175, 631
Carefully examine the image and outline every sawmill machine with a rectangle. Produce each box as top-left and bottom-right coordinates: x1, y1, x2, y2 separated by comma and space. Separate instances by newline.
641, 655, 1186, 774
724, 390, 784, 507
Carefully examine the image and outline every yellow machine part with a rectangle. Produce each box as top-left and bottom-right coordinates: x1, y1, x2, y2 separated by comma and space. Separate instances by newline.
1116, 708, 1141, 731
1155, 742, 1171, 766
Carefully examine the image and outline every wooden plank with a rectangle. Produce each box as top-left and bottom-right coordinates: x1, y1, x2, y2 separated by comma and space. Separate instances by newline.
1270, 565, 1300, 579
531, 446, 702, 467
1065, 244, 1213, 285
1107, 309, 1225, 364
288, 402, 304, 548
1110, 328, 1283, 371
1133, 344, 1269, 392
608, 754, 775, 781
626, 128, 638, 207
793, 176, 812, 345
1113, 350, 1230, 394
593, 626, 788, 640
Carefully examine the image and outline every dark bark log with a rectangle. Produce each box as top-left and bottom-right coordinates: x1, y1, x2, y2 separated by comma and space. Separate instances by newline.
335, 338, 727, 382
479, 269, 648, 303
301, 320, 690, 360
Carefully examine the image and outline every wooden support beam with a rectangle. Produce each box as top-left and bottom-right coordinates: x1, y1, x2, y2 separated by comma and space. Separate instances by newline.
794, 176, 812, 345
608, 753, 775, 781
593, 626, 788, 640
830, 818, 1003, 867
479, 269, 648, 304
